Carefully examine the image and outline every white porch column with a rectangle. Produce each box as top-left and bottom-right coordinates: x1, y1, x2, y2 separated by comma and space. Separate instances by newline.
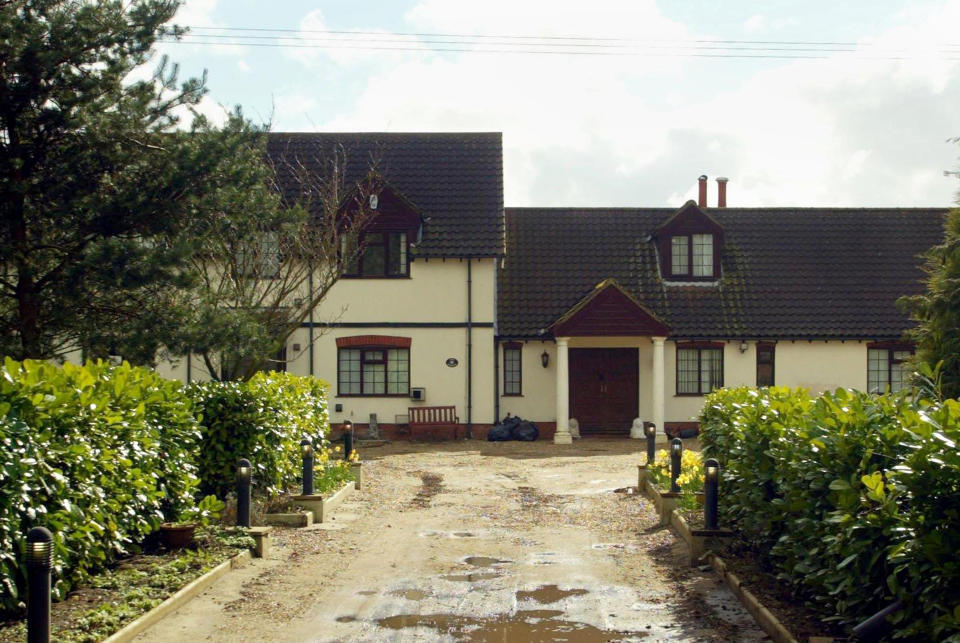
554, 337, 572, 444
652, 337, 666, 441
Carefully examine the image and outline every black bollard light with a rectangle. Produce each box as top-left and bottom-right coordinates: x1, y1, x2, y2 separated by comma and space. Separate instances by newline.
300, 439, 314, 496
670, 438, 683, 493
643, 422, 656, 467
26, 526, 53, 643
704, 458, 720, 530
342, 420, 353, 462
236, 458, 252, 528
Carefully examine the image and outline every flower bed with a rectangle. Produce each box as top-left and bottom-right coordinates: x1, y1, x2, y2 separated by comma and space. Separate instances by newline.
0, 528, 252, 642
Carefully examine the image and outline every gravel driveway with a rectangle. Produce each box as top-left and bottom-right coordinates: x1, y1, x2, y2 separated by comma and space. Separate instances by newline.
137, 440, 766, 642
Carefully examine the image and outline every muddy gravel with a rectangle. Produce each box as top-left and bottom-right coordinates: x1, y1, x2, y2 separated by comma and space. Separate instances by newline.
136, 440, 767, 642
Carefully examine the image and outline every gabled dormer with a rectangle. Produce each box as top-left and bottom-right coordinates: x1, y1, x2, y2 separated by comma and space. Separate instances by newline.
341, 182, 423, 278
654, 200, 725, 282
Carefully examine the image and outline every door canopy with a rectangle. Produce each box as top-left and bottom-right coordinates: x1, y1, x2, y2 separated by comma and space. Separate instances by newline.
551, 279, 670, 337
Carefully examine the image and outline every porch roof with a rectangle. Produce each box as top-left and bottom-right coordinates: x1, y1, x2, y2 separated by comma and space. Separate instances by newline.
551, 279, 670, 337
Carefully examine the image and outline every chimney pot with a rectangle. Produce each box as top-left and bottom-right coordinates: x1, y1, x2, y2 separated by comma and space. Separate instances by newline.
697, 175, 708, 208
716, 177, 728, 208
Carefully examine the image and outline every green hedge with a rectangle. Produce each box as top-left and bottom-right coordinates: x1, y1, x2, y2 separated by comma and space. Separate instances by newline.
0, 359, 199, 613
189, 372, 330, 499
700, 386, 960, 640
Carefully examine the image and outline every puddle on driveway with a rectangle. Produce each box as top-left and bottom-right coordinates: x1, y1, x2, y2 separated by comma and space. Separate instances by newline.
464, 556, 511, 567
516, 585, 590, 604
390, 588, 430, 601
441, 571, 500, 582
376, 611, 647, 641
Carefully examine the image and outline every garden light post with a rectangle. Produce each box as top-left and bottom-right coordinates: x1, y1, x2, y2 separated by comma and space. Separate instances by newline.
300, 439, 314, 496
237, 458, 252, 528
670, 438, 683, 493
643, 422, 656, 466
704, 458, 720, 530
343, 420, 353, 461
26, 526, 53, 643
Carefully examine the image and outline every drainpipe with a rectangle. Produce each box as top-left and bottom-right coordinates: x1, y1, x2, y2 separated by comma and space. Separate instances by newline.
466, 260, 473, 439
186, 353, 192, 384
308, 270, 315, 376
492, 258, 500, 426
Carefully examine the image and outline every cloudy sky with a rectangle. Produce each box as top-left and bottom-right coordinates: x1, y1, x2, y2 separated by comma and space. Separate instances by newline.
155, 0, 960, 208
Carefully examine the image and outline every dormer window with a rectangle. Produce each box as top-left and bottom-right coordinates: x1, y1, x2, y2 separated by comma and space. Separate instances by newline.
344, 231, 408, 277
669, 233, 714, 278
656, 201, 724, 282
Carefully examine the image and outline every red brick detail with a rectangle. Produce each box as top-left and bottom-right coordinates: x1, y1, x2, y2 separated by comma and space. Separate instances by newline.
336, 335, 411, 348
665, 421, 700, 438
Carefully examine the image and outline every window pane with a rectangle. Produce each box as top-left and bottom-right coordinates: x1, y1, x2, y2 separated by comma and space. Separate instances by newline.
504, 347, 521, 395
706, 348, 723, 392
361, 244, 386, 276
868, 349, 889, 393
387, 349, 409, 394
692, 234, 713, 277
363, 363, 385, 394
671, 236, 689, 275
388, 232, 407, 276
341, 236, 359, 274
338, 349, 361, 394
757, 345, 774, 387
677, 348, 699, 393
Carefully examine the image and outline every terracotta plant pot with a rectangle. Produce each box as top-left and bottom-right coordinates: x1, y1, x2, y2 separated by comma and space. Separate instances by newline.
160, 523, 196, 549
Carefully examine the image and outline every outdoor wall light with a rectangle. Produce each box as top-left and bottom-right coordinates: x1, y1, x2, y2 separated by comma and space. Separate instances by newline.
704, 458, 720, 530
27, 526, 53, 643
739, 340, 748, 353
670, 438, 683, 493
300, 439, 314, 496
541, 350, 549, 368
236, 458, 252, 528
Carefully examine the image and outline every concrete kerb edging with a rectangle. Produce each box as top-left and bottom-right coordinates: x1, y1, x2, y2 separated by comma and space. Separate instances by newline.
637, 472, 799, 643
706, 553, 798, 643
103, 549, 253, 643
293, 480, 356, 523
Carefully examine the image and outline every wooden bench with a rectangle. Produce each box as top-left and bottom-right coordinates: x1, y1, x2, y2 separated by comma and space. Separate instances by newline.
408, 406, 459, 440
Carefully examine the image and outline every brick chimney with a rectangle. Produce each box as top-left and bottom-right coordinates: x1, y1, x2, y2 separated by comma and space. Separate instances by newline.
697, 175, 708, 207
716, 177, 728, 208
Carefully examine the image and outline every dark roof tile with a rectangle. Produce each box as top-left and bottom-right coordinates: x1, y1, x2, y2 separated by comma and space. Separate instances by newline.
267, 133, 504, 258
499, 207, 946, 339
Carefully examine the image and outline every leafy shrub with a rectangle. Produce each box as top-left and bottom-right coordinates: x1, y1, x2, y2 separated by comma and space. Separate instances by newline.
700, 386, 960, 640
189, 372, 331, 499
0, 359, 199, 613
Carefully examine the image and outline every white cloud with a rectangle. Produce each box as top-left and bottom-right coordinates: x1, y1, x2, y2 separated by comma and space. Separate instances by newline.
742, 14, 765, 33
297, 0, 960, 207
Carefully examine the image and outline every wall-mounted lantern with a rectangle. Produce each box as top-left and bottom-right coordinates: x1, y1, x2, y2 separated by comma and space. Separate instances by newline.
541, 350, 549, 368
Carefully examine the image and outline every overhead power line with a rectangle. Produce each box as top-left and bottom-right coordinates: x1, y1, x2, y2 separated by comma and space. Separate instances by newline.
156, 26, 960, 61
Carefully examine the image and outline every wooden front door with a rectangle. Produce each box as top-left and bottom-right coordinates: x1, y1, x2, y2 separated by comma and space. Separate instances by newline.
569, 348, 639, 435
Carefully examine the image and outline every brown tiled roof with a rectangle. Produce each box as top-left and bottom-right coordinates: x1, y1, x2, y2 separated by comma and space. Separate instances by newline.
499, 206, 947, 339
267, 133, 504, 258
